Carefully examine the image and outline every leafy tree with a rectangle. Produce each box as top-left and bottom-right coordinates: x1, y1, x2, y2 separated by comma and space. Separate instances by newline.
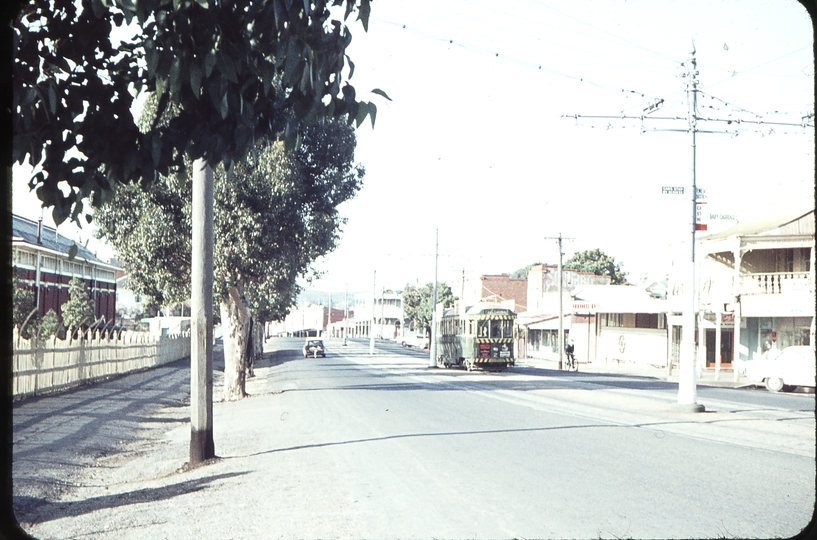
95, 117, 364, 400
12, 275, 37, 337
36, 309, 60, 340
13, 0, 381, 226
564, 249, 628, 285
62, 277, 96, 337
509, 262, 544, 280
402, 282, 456, 336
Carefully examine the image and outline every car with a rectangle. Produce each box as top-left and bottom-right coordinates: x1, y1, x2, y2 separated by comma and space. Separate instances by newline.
400, 334, 429, 349
302, 339, 326, 358
741, 345, 815, 392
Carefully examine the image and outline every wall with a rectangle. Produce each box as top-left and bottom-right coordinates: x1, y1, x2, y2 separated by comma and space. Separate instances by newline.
12, 329, 191, 399
597, 326, 668, 367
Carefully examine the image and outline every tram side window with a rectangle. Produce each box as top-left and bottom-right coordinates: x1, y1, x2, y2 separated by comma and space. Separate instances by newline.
478, 320, 489, 338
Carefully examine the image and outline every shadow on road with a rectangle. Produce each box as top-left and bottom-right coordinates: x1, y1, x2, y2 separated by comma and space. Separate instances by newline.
16, 471, 249, 526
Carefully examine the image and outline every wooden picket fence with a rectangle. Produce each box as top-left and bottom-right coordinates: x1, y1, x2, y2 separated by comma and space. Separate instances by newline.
11, 329, 191, 399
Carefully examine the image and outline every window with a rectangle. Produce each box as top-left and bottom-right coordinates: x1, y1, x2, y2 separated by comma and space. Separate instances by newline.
477, 320, 489, 338
635, 313, 659, 329
604, 313, 623, 327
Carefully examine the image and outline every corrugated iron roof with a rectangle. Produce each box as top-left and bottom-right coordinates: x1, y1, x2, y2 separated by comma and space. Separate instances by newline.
12, 214, 100, 261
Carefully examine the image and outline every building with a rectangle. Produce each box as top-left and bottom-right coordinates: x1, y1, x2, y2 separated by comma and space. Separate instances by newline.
12, 214, 117, 327
696, 206, 815, 369
455, 273, 528, 313
353, 289, 404, 339
266, 303, 343, 337
516, 264, 613, 359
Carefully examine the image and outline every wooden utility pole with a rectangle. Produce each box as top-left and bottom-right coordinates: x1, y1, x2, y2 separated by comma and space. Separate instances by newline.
190, 158, 215, 464
545, 234, 573, 370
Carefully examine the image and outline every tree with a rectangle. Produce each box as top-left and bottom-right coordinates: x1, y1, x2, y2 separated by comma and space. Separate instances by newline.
402, 282, 456, 336
36, 309, 60, 340
13, 0, 382, 226
509, 262, 544, 280
564, 249, 628, 285
13, 0, 383, 467
62, 277, 96, 337
12, 274, 37, 338
94, 117, 364, 400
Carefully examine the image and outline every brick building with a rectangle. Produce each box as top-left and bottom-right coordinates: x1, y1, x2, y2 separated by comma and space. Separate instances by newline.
12, 214, 118, 327
456, 273, 528, 312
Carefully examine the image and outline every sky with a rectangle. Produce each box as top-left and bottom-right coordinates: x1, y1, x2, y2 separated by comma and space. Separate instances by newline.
12, 0, 815, 301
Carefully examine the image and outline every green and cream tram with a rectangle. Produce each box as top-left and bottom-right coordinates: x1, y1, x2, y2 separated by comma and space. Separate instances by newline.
436, 302, 516, 371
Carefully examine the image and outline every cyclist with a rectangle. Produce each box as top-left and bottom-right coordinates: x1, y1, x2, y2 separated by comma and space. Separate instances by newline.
565, 339, 576, 370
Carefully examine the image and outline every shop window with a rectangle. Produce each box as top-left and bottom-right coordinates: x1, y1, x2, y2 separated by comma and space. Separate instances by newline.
636, 313, 659, 328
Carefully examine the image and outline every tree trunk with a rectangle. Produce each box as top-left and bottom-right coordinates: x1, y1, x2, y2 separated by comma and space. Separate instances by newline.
246, 318, 264, 378
220, 285, 251, 401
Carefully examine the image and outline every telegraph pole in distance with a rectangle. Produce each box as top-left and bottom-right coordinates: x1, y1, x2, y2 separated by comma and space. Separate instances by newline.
370, 270, 375, 355
429, 229, 439, 368
544, 233, 573, 370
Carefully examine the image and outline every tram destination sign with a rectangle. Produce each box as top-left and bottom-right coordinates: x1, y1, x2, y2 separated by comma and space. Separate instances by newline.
661, 186, 684, 194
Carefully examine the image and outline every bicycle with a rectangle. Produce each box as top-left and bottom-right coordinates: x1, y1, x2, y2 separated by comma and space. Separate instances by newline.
564, 352, 578, 372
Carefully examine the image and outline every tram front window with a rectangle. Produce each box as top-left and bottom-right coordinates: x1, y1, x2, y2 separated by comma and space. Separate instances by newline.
478, 320, 489, 337
491, 320, 501, 338
502, 320, 513, 338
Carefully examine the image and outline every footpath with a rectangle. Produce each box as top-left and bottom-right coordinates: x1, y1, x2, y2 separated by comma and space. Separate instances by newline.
517, 355, 757, 389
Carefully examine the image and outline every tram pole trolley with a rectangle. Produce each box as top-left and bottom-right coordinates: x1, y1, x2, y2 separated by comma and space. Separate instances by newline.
435, 301, 516, 371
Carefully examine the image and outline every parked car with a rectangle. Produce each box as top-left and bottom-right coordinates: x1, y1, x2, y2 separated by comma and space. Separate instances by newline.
400, 333, 429, 349
303, 339, 326, 358
741, 345, 815, 392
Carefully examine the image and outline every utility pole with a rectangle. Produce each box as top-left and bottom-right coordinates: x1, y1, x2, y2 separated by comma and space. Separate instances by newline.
678, 47, 704, 412
545, 233, 573, 370
343, 284, 348, 346
370, 270, 375, 355
190, 158, 215, 465
561, 48, 812, 410
429, 229, 439, 368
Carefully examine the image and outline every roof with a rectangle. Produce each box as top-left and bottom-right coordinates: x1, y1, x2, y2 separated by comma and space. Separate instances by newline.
700, 207, 814, 242
12, 214, 100, 262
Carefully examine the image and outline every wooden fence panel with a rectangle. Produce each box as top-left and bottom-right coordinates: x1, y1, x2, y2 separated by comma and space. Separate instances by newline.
11, 330, 191, 399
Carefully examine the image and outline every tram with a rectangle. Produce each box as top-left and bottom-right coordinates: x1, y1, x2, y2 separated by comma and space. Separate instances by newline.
436, 301, 516, 371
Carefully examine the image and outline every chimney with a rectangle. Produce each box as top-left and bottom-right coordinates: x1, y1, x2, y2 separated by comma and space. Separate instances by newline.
37, 218, 42, 245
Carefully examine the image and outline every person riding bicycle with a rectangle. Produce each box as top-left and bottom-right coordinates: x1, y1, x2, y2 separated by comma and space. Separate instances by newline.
565, 339, 575, 363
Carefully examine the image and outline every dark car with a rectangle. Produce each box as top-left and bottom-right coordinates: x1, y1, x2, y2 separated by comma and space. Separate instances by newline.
303, 339, 326, 358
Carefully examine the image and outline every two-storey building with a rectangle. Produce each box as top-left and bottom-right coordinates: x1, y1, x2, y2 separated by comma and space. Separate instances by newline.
697, 206, 814, 369
12, 214, 118, 328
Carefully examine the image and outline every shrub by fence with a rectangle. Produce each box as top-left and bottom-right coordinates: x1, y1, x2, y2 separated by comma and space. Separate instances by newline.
12, 329, 191, 399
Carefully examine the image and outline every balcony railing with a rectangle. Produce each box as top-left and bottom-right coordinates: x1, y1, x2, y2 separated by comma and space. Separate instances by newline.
739, 272, 812, 295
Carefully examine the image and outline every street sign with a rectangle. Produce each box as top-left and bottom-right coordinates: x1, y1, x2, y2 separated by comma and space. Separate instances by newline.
662, 186, 684, 194
696, 187, 707, 200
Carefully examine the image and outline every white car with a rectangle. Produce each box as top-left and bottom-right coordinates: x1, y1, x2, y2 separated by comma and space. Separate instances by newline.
400, 334, 429, 349
742, 345, 815, 392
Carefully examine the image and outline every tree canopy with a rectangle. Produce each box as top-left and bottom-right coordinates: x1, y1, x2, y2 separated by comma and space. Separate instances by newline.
13, 0, 383, 225
94, 117, 364, 323
564, 249, 628, 285
402, 282, 456, 334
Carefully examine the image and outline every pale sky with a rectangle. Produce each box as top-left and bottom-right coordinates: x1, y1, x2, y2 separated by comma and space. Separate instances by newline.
12, 0, 815, 300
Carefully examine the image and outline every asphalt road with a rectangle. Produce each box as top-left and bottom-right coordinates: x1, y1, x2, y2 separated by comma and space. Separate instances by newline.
12, 337, 816, 539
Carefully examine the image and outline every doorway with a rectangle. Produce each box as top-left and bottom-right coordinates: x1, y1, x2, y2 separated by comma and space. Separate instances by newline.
705, 329, 733, 367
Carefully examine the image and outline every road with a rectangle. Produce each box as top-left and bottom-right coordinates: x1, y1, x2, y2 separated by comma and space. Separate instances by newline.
13, 337, 816, 539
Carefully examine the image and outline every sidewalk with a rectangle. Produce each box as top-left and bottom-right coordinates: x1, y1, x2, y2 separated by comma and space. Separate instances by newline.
517, 356, 758, 388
